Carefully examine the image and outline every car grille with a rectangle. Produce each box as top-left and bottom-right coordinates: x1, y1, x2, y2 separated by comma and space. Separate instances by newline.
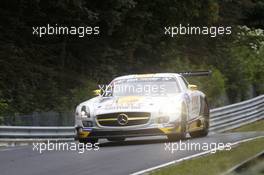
96, 112, 150, 127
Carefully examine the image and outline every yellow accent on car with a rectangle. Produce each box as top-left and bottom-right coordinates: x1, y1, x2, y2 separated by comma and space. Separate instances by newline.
79, 131, 90, 138
188, 118, 204, 132
159, 127, 181, 134
117, 96, 143, 104
93, 89, 101, 96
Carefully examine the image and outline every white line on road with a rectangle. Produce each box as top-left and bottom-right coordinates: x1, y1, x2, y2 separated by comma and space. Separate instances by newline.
130, 135, 264, 175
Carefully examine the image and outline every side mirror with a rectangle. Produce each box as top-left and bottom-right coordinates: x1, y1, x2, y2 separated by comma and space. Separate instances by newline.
188, 84, 198, 91
93, 89, 101, 96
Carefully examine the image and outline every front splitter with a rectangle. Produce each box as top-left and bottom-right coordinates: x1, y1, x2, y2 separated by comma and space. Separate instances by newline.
77, 125, 181, 139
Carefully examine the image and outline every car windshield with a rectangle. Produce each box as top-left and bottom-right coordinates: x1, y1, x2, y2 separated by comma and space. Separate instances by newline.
105, 77, 180, 97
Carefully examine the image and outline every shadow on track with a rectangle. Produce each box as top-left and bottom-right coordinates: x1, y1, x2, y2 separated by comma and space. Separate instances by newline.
99, 137, 189, 147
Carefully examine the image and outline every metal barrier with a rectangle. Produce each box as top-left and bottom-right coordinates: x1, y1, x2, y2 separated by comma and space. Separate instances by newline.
209, 95, 264, 132
0, 126, 75, 138
0, 95, 263, 138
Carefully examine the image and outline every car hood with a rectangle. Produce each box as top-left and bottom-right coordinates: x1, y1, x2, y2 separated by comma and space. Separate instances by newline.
91, 95, 183, 115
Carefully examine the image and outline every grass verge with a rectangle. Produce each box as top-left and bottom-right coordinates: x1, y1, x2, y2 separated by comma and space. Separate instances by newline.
230, 119, 264, 132
151, 120, 264, 175
151, 137, 264, 175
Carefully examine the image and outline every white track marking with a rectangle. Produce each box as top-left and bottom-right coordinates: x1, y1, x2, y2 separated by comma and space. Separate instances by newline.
130, 135, 264, 175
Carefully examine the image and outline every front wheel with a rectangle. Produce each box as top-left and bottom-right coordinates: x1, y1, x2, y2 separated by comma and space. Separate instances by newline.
189, 121, 209, 138
190, 101, 209, 138
79, 138, 98, 144
167, 104, 187, 141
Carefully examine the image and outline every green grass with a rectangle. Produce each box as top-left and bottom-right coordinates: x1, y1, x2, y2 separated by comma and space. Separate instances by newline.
230, 119, 264, 132
151, 120, 264, 175
151, 138, 264, 175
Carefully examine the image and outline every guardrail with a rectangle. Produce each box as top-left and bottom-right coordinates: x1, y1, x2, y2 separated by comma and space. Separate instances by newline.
0, 126, 75, 138
209, 95, 264, 133
0, 95, 263, 138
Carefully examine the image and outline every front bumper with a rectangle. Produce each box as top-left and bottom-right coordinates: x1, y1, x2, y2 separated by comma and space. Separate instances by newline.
76, 123, 181, 139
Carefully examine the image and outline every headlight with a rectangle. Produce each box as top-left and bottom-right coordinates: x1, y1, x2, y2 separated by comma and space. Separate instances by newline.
80, 105, 90, 118
159, 102, 181, 115
156, 102, 182, 123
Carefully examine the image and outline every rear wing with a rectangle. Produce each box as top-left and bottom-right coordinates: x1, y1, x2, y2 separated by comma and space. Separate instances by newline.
178, 70, 212, 77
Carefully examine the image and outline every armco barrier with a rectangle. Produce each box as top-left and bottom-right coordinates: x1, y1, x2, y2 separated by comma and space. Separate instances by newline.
0, 126, 74, 138
209, 95, 264, 132
0, 95, 263, 138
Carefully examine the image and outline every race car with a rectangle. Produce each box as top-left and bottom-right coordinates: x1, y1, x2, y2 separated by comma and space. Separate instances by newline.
75, 72, 210, 143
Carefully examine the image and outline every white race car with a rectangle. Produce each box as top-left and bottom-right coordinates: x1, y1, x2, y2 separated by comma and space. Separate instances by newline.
75, 72, 210, 143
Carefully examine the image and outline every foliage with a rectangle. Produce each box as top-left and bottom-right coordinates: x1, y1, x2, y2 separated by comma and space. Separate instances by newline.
0, 0, 263, 115
0, 97, 8, 124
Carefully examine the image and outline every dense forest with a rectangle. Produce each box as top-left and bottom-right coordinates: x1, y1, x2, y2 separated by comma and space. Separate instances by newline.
0, 0, 264, 122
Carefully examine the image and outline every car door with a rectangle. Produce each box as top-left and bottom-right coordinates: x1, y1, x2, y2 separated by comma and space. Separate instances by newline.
190, 91, 201, 119
177, 76, 192, 121
178, 76, 200, 120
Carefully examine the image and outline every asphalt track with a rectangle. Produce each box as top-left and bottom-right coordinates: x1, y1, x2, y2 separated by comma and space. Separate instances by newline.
0, 132, 263, 175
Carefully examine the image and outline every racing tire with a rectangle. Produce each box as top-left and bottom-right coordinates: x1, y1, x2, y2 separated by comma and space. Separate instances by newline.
167, 104, 187, 141
189, 101, 209, 138
79, 138, 98, 144
107, 137, 126, 142
189, 121, 208, 138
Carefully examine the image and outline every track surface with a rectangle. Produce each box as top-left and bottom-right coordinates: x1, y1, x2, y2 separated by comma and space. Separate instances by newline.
0, 132, 263, 175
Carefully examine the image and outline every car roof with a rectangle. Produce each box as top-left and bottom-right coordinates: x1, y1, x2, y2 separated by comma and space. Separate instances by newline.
113, 73, 181, 81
